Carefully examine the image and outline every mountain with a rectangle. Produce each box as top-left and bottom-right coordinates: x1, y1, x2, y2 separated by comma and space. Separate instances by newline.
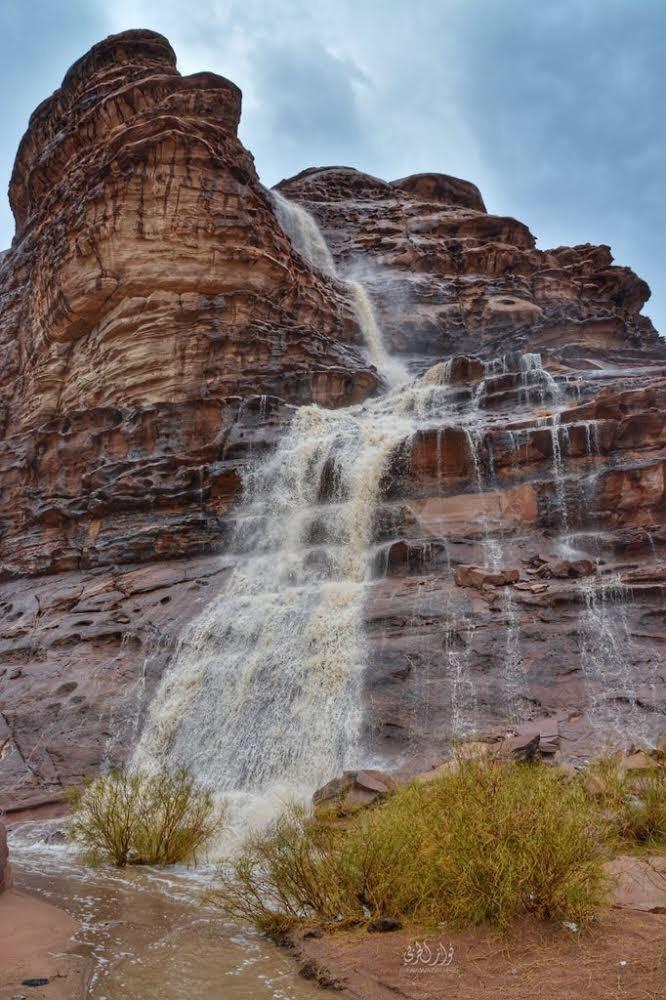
0, 30, 663, 814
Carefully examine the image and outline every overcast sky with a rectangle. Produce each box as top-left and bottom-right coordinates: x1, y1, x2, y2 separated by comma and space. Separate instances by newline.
0, 0, 663, 332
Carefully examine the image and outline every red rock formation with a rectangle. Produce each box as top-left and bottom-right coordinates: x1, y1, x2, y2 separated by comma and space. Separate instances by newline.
0, 32, 664, 812
0, 30, 378, 581
277, 166, 662, 363
0, 30, 377, 810
274, 166, 664, 771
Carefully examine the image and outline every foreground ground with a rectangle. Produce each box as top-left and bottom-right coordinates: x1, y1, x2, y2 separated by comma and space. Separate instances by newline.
1, 852, 663, 999
0, 890, 87, 1000
290, 901, 665, 999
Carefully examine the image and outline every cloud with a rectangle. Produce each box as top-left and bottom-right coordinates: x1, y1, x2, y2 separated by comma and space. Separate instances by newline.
443, 0, 665, 326
0, 1, 111, 246
244, 40, 370, 182
0, 0, 662, 331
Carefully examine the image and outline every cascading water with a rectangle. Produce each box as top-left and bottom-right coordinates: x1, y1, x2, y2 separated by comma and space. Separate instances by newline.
271, 189, 337, 276
135, 395, 416, 829
271, 188, 408, 388
578, 575, 648, 747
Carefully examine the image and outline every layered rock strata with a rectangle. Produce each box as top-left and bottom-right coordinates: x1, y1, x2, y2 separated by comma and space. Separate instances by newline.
277, 166, 661, 364
1, 31, 664, 811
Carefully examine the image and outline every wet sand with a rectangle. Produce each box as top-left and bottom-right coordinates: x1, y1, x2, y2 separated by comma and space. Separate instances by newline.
0, 889, 87, 1000
288, 864, 666, 1000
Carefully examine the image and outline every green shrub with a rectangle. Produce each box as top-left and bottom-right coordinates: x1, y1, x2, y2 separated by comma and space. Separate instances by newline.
587, 756, 665, 849
67, 766, 222, 867
212, 757, 610, 933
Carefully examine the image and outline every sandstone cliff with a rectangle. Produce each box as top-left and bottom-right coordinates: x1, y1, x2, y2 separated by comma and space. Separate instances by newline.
0, 30, 663, 812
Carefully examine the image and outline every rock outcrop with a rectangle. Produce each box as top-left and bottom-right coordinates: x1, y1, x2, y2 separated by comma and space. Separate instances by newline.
0, 31, 664, 812
0, 30, 378, 582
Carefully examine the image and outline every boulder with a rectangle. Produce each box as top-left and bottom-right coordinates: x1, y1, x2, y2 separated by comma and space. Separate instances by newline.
502, 717, 560, 758
313, 769, 396, 812
535, 557, 595, 579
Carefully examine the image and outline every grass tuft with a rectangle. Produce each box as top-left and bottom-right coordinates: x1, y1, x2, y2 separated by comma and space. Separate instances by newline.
67, 766, 223, 867
587, 755, 665, 850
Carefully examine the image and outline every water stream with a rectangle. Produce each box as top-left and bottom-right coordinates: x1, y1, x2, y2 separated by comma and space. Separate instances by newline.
271, 188, 408, 387
8, 825, 321, 1000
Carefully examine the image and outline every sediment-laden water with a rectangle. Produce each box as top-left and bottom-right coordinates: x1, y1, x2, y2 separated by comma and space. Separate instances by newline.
9, 824, 321, 1000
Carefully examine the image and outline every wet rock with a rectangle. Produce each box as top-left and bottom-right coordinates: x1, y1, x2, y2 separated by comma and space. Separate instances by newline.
454, 565, 520, 589
499, 718, 560, 758
313, 769, 396, 812
514, 580, 550, 593
534, 556, 595, 579
367, 917, 403, 933
0, 823, 11, 893
428, 355, 485, 385
507, 733, 541, 761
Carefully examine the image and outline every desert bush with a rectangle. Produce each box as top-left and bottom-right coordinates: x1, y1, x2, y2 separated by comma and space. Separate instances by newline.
212, 757, 609, 933
588, 756, 665, 849
67, 766, 222, 867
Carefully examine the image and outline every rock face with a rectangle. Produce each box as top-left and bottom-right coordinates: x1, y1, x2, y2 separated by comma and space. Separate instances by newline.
0, 31, 664, 812
0, 31, 375, 811
279, 166, 666, 773
277, 166, 661, 363
0, 30, 378, 581
0, 824, 10, 892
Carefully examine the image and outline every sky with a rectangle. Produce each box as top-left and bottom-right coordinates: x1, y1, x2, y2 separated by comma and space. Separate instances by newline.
0, 0, 663, 332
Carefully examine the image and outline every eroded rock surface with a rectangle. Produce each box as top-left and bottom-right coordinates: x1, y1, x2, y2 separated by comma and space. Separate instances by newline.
1, 31, 664, 811
0, 824, 10, 892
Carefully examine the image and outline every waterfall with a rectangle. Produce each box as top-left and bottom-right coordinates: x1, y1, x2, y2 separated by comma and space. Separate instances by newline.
134, 194, 621, 832
135, 398, 415, 827
270, 188, 408, 387
578, 576, 648, 747
501, 590, 524, 722
549, 413, 570, 529
271, 189, 337, 277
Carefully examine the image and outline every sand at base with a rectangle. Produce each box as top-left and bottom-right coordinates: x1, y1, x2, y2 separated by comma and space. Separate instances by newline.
0, 889, 86, 1000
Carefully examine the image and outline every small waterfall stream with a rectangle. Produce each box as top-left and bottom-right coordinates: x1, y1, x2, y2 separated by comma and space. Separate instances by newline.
271, 188, 408, 387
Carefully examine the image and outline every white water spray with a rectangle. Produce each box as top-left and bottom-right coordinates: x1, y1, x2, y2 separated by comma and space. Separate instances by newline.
135, 397, 415, 828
